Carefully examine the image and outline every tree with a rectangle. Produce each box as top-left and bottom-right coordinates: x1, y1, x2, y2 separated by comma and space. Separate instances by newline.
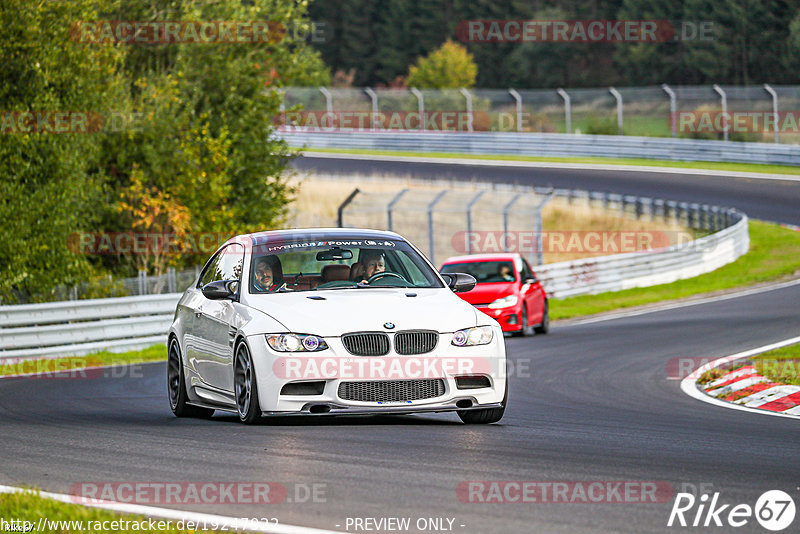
0, 0, 126, 303
407, 40, 478, 88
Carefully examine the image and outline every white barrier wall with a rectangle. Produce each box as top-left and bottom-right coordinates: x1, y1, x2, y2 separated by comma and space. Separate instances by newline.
534, 215, 749, 298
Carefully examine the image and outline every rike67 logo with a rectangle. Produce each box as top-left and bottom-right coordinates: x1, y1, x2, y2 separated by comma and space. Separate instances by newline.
668, 490, 796, 531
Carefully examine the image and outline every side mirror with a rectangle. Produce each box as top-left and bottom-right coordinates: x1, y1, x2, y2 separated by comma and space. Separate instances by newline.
202, 280, 238, 300
441, 272, 477, 293
523, 276, 538, 284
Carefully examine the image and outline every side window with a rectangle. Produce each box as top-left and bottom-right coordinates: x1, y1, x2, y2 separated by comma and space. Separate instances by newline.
199, 244, 244, 287
521, 259, 534, 281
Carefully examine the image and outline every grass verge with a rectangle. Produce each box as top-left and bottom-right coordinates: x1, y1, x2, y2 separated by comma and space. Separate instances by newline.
551, 220, 800, 320
0, 345, 166, 377
751, 344, 800, 386
0, 490, 224, 533
303, 147, 800, 176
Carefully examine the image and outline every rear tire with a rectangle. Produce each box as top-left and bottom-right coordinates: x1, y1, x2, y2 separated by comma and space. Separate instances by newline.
234, 342, 261, 424
458, 376, 507, 424
534, 301, 549, 335
168, 338, 215, 419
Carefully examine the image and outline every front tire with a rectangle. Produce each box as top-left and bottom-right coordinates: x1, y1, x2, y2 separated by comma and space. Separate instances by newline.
512, 307, 529, 337
458, 377, 507, 424
234, 342, 261, 424
168, 338, 214, 419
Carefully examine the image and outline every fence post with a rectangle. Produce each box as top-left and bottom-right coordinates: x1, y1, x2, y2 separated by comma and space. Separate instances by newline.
662, 84, 677, 138
387, 189, 409, 231
712, 84, 728, 142
138, 270, 147, 295
533, 191, 554, 266
427, 190, 448, 265
508, 89, 523, 132
465, 191, 487, 254
557, 88, 571, 134
502, 193, 523, 250
609, 87, 623, 134
459, 88, 473, 132
168, 267, 176, 293
763, 84, 780, 144
364, 87, 379, 130
337, 188, 360, 227
319, 87, 333, 119
410, 88, 425, 131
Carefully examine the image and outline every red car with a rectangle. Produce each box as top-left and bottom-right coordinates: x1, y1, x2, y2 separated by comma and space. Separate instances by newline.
440, 253, 549, 336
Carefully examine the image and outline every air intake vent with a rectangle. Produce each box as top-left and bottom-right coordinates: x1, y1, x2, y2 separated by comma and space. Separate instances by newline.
338, 379, 446, 403
341, 332, 390, 356
394, 330, 438, 355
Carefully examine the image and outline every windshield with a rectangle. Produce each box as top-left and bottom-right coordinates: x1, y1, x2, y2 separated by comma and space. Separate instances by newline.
441, 261, 517, 284
249, 238, 443, 293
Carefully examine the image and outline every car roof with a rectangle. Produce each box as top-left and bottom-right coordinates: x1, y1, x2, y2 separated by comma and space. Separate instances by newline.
441, 253, 522, 264
230, 228, 405, 248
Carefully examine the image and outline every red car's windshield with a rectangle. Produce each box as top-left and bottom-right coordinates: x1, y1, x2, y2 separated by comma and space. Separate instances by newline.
441, 261, 516, 284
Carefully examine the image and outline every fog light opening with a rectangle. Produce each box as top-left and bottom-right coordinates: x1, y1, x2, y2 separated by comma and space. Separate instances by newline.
456, 399, 473, 409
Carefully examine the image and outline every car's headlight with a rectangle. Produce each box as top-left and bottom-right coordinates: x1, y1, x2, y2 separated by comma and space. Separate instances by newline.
266, 334, 328, 352
487, 295, 518, 309
451, 326, 494, 347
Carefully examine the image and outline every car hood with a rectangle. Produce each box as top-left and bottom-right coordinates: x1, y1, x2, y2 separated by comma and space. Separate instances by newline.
456, 282, 517, 306
245, 288, 480, 336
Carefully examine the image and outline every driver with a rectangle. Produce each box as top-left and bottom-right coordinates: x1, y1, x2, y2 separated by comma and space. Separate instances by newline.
252, 256, 285, 292
351, 250, 385, 283
498, 264, 514, 281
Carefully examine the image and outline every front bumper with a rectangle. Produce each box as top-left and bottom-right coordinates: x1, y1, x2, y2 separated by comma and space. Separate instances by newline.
475, 305, 523, 332
247, 327, 507, 414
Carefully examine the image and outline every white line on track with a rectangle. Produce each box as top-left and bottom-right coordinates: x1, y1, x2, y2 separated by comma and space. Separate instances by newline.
565, 278, 800, 326
679, 336, 800, 420
302, 151, 800, 183
0, 485, 345, 534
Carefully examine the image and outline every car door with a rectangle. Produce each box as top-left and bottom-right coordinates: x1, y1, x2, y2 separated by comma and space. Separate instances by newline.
520, 258, 544, 325
193, 243, 244, 393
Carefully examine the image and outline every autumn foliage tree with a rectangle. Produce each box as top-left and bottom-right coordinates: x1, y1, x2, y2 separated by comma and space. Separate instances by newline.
407, 40, 478, 89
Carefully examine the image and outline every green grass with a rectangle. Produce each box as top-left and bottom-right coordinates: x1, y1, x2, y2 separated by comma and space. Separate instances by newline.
0, 490, 226, 533
751, 344, 800, 386
303, 147, 800, 175
551, 220, 800, 320
0, 345, 166, 377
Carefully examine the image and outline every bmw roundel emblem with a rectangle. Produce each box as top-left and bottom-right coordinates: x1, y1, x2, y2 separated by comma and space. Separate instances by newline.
383, 322, 395, 329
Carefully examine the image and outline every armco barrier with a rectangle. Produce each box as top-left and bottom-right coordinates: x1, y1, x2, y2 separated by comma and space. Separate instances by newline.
534, 215, 748, 298
0, 293, 181, 359
281, 131, 800, 166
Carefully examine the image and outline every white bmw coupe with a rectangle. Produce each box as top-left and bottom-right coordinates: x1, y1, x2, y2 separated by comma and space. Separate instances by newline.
168, 228, 507, 424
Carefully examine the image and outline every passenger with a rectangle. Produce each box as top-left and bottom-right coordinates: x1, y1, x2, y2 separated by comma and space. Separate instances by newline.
253, 256, 285, 292
351, 251, 386, 283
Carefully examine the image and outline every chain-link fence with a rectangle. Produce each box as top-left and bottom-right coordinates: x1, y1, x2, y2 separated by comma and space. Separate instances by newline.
336, 180, 732, 269
4, 267, 201, 305
281, 85, 800, 144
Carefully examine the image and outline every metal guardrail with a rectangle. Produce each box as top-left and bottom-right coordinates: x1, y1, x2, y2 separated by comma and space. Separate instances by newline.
282, 131, 800, 166
0, 293, 181, 359
535, 215, 748, 298
336, 179, 750, 299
